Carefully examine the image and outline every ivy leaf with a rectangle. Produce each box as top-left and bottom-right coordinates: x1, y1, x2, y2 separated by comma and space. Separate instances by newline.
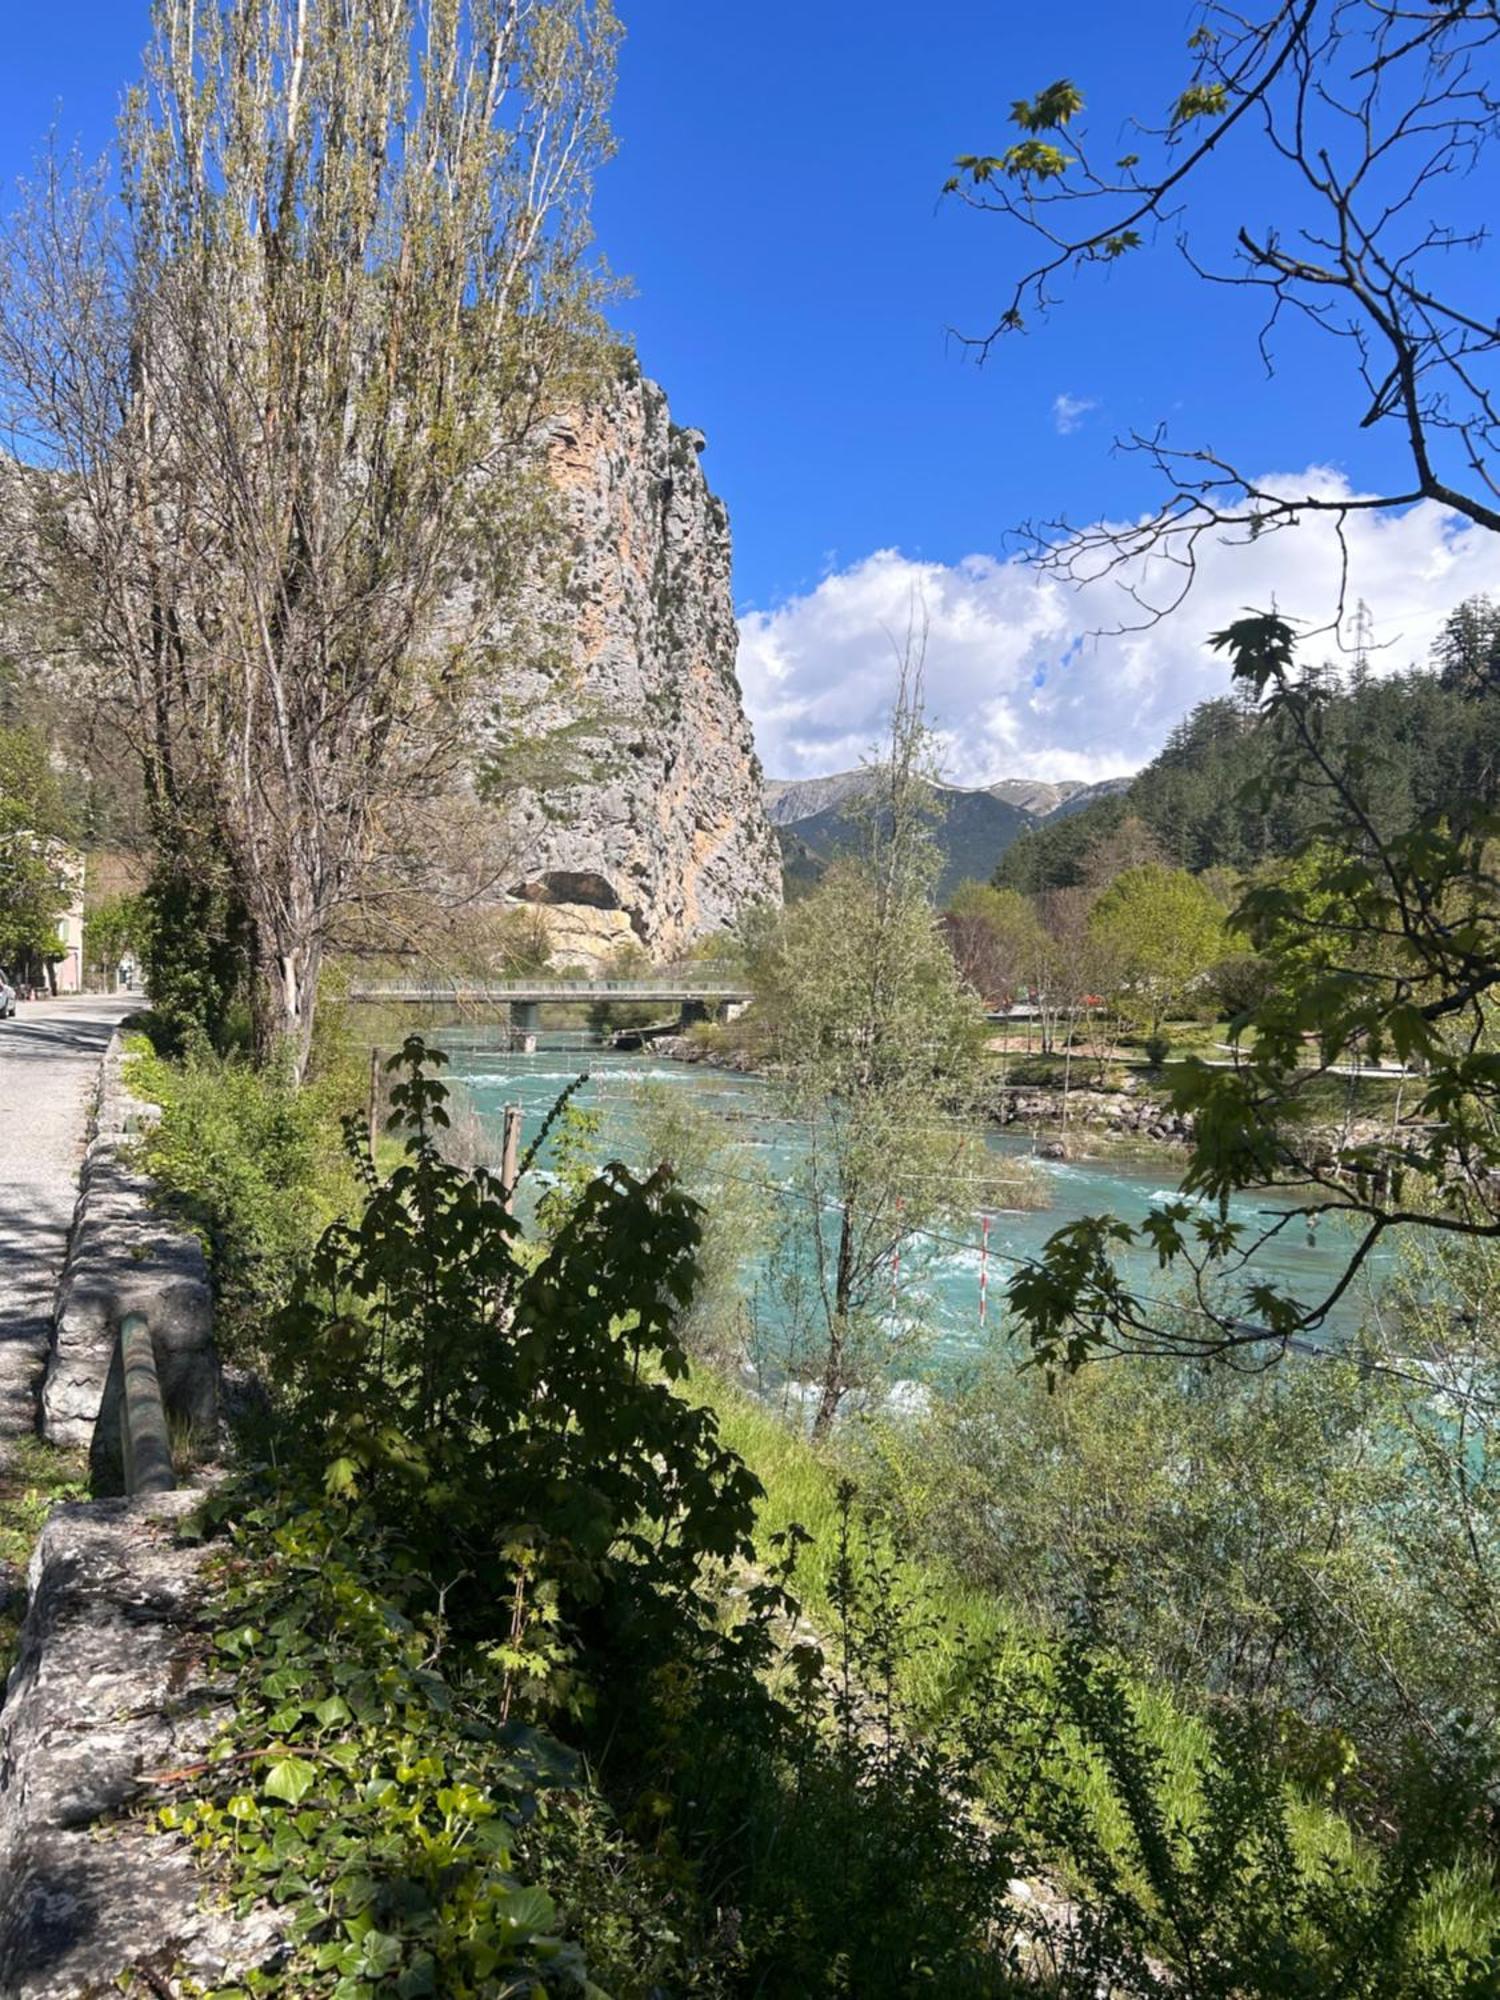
396, 1956, 438, 1999
358, 1930, 403, 1978
263, 1754, 319, 1805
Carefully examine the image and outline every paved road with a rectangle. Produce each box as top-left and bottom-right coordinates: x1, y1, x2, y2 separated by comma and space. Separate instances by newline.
0, 996, 140, 1445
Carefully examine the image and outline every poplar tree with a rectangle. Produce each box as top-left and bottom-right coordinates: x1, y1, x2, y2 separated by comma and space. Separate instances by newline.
0, 0, 618, 1069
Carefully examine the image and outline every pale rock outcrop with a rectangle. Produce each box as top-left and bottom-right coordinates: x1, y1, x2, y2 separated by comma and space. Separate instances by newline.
499, 359, 781, 964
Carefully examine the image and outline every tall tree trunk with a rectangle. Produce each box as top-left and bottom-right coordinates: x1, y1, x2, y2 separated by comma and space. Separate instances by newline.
252, 929, 322, 1079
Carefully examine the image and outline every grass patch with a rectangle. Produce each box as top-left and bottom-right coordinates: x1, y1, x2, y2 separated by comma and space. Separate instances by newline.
699, 1371, 1214, 1794
124, 1032, 365, 1360
693, 1367, 1500, 1959
0, 1437, 88, 1669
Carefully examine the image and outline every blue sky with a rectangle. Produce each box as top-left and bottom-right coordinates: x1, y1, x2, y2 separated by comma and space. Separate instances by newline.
7, 3, 1500, 778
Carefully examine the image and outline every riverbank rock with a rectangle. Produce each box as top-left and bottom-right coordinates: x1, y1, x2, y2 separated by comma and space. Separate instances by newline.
992, 1084, 1196, 1146
497, 357, 782, 965
0, 1493, 284, 1996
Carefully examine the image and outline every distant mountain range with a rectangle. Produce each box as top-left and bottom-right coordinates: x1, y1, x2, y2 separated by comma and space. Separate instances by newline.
766, 770, 1132, 903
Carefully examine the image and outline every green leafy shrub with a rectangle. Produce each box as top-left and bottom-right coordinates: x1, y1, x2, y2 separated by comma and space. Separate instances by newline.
655, 1487, 1035, 1999
130, 1039, 355, 1353
165, 1496, 710, 1999
1032, 1639, 1497, 1999
266, 1038, 767, 1673
137, 811, 253, 1055
635, 1477, 1497, 1999
858, 1326, 1500, 1820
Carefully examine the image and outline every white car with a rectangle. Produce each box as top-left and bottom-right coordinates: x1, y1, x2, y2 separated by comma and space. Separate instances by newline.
0, 969, 15, 1019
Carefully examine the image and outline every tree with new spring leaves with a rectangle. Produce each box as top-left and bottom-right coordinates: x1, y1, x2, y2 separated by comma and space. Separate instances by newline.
1010, 611, 1500, 1371
1089, 863, 1228, 1039
0, 0, 618, 1072
949, 3, 1500, 611
744, 666, 994, 1436
944, 881, 1045, 1010
0, 722, 75, 975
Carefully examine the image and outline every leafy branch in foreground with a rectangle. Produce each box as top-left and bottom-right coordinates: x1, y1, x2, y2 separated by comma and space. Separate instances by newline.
1009, 611, 1500, 1370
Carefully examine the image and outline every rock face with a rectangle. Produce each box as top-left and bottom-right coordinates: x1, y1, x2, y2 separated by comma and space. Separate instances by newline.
500, 360, 781, 964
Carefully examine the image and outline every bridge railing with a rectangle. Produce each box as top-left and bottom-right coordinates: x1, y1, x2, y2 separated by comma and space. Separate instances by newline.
349, 981, 752, 1002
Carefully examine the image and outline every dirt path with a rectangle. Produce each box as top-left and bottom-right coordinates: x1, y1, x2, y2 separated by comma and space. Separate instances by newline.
0, 997, 140, 1446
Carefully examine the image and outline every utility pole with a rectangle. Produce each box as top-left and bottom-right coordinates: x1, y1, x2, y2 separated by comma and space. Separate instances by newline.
1349, 598, 1375, 688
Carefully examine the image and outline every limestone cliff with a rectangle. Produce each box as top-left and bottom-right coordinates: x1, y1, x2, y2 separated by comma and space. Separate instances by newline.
497, 359, 781, 964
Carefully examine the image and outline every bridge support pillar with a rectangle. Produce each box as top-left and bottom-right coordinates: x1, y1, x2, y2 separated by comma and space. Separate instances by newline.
510, 1000, 539, 1054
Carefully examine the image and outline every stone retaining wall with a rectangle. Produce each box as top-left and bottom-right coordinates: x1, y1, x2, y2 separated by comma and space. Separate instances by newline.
40, 1027, 217, 1485
0, 1494, 283, 1995
0, 1032, 266, 1993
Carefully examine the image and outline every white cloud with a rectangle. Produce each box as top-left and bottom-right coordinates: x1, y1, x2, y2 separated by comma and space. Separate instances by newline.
735, 473, 1500, 784
1052, 391, 1097, 435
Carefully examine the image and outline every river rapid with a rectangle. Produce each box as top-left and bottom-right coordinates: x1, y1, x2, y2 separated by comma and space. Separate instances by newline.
439, 1033, 1382, 1383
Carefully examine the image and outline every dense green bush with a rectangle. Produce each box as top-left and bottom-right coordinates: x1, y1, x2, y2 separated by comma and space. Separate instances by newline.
265, 1038, 767, 1675
859, 1288, 1500, 1820
137, 811, 253, 1054
129, 1038, 357, 1352
168, 1494, 716, 1999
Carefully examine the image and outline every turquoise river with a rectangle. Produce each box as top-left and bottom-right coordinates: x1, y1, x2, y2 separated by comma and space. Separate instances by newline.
438, 1033, 1386, 1381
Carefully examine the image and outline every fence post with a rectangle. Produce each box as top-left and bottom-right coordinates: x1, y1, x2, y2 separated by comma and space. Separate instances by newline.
368, 1046, 380, 1162
501, 1103, 522, 1215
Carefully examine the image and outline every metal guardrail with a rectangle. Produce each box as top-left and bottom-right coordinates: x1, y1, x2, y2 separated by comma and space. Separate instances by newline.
119, 1311, 175, 1496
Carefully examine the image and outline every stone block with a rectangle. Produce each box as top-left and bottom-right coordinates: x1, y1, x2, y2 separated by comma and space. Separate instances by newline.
41, 1032, 218, 1467
0, 1495, 285, 1994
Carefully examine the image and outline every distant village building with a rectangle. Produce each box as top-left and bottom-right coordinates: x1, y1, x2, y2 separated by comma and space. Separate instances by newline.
52, 850, 85, 993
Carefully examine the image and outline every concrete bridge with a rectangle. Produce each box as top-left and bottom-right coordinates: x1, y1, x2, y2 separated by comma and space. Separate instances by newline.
347, 979, 751, 1050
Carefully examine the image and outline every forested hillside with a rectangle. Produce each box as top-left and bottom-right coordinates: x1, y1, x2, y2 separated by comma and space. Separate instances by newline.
997, 605, 1500, 892
778, 782, 1034, 901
